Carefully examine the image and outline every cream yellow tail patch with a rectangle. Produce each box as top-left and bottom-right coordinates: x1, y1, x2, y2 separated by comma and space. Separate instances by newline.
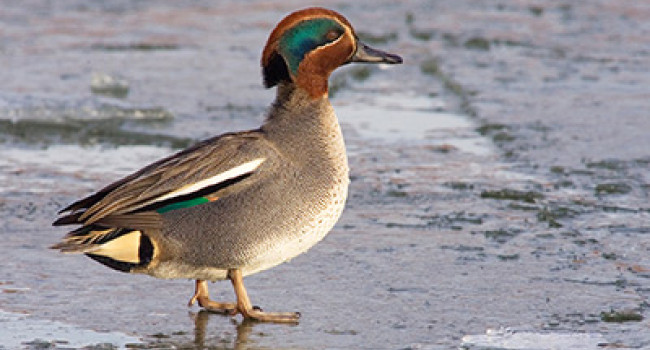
89, 230, 142, 264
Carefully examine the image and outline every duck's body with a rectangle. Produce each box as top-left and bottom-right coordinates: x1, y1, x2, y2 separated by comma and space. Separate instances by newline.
147, 86, 348, 281
52, 7, 401, 323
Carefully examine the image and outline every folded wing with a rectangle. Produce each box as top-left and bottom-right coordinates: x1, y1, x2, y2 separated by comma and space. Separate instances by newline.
54, 130, 278, 227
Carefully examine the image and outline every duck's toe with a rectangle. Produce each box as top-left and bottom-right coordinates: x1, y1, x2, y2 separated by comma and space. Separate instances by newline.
235, 307, 300, 324
200, 300, 237, 314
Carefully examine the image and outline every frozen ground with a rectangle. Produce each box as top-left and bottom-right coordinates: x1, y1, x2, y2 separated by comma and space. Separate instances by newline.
0, 1, 648, 349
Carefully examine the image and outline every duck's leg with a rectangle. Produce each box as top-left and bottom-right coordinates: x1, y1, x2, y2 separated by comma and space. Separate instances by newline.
228, 269, 300, 323
188, 279, 236, 314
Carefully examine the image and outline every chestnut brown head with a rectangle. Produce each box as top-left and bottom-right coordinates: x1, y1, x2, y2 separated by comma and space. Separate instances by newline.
261, 7, 402, 98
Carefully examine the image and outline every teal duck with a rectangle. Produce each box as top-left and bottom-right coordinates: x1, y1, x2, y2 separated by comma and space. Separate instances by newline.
52, 7, 402, 323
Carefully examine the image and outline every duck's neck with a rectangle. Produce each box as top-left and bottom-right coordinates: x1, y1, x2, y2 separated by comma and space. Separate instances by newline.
262, 83, 345, 158
263, 83, 334, 133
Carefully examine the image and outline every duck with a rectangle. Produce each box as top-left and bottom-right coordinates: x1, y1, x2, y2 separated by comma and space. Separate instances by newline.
51, 7, 402, 323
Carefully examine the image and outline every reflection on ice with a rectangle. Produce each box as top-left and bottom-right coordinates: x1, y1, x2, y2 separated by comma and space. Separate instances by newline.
0, 310, 141, 349
0, 145, 170, 195
461, 327, 608, 350
334, 92, 493, 156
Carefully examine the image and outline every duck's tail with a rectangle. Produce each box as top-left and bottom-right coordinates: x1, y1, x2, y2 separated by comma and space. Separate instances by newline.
50, 225, 153, 273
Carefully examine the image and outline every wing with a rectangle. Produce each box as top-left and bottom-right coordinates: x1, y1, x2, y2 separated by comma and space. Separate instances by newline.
53, 129, 281, 226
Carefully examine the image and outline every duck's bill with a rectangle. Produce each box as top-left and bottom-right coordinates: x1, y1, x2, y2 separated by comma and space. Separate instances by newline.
351, 41, 403, 64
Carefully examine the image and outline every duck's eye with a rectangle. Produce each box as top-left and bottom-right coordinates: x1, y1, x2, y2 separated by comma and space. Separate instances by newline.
325, 30, 341, 41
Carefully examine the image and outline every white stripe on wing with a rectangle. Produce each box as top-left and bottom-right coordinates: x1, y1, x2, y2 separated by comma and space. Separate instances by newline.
149, 157, 266, 204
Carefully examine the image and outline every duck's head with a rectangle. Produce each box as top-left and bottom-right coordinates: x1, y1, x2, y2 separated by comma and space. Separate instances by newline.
262, 7, 402, 98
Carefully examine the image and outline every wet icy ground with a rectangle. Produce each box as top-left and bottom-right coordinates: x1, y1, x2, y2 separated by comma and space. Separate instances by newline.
1, 1, 649, 349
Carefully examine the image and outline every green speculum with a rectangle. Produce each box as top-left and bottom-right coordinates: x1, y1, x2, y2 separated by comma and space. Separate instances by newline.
279, 18, 343, 74
155, 196, 210, 214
